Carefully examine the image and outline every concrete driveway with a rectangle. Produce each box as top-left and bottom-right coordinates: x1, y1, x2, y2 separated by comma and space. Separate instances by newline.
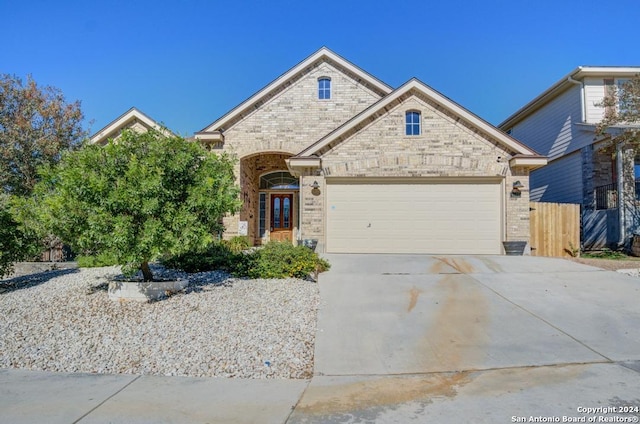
289, 254, 640, 423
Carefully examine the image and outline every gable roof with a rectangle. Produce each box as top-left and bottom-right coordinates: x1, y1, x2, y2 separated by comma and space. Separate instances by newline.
90, 107, 172, 144
294, 78, 544, 166
499, 66, 640, 130
196, 47, 393, 136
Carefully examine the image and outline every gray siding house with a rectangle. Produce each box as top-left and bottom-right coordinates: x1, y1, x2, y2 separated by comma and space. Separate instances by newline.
500, 67, 640, 249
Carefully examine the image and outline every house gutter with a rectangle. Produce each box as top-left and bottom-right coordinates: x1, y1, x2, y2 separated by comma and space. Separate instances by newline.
566, 74, 585, 122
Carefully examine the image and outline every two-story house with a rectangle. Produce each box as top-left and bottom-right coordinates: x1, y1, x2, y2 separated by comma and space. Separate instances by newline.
500, 67, 640, 250
92, 47, 546, 254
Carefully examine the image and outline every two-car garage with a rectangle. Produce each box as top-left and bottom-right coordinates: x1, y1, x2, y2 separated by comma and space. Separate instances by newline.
325, 179, 503, 254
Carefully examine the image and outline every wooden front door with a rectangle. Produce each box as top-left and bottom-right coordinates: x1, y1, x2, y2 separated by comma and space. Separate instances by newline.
270, 194, 293, 242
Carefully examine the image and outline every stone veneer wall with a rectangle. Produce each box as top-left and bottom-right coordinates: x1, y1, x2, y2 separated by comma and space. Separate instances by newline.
299, 174, 325, 247
321, 97, 508, 177
219, 60, 384, 239
221, 61, 382, 160
505, 170, 531, 242
305, 95, 531, 249
237, 153, 292, 243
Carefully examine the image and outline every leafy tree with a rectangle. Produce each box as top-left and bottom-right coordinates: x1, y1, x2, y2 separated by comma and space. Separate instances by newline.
0, 199, 23, 277
596, 75, 640, 147
0, 196, 39, 278
0, 74, 86, 196
26, 129, 241, 281
0, 75, 85, 271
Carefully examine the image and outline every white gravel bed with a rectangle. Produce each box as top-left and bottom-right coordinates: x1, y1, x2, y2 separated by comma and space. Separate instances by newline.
617, 268, 640, 277
0, 266, 319, 379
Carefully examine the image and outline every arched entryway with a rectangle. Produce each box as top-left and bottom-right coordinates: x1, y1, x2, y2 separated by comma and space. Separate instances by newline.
239, 152, 299, 245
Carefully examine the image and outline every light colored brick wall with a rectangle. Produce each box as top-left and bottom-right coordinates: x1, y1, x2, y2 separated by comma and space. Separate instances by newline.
505, 169, 531, 241
321, 97, 509, 177
219, 66, 532, 249
315, 95, 531, 247
220, 59, 383, 240
299, 174, 325, 247
221, 61, 382, 159
238, 154, 291, 242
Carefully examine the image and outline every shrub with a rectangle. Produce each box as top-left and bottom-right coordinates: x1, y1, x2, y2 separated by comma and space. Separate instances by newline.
162, 240, 330, 280
240, 241, 330, 279
161, 242, 235, 273
223, 236, 250, 254
0, 200, 25, 278
0, 196, 42, 277
76, 252, 119, 268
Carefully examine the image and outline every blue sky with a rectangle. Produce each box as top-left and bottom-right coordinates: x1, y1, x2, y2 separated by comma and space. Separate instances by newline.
3, 0, 639, 137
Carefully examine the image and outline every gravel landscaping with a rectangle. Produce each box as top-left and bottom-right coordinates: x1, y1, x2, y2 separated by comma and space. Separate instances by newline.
0, 265, 319, 379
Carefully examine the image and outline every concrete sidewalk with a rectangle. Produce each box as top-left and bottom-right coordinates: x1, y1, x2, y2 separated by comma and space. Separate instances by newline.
0, 368, 308, 424
2, 255, 640, 423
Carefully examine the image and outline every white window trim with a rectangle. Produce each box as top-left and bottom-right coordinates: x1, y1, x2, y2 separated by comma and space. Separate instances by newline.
318, 77, 331, 100
405, 110, 421, 136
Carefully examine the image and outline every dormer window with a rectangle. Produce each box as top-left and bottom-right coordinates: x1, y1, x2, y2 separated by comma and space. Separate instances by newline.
405, 111, 421, 135
318, 77, 331, 100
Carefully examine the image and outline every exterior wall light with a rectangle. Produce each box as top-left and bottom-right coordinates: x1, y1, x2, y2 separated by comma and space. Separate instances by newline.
309, 180, 321, 196
511, 180, 524, 198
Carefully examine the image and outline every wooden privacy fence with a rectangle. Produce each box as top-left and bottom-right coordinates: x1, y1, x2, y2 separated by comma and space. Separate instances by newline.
529, 202, 580, 258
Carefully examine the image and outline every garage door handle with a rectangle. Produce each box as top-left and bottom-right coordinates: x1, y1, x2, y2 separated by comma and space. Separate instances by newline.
367, 223, 371, 227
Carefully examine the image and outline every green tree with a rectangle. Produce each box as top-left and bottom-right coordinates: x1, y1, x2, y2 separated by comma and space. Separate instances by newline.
0, 74, 86, 195
596, 75, 640, 146
0, 196, 39, 278
0, 199, 23, 277
26, 129, 241, 281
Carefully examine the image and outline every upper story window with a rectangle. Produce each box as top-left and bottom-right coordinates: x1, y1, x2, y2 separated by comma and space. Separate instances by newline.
405, 111, 421, 135
318, 77, 331, 100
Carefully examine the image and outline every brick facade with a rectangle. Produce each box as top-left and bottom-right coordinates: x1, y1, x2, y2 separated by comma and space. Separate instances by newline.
220, 60, 384, 241
201, 49, 543, 252
221, 61, 383, 160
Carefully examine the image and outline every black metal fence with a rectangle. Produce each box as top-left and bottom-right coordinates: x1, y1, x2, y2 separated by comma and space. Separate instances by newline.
594, 183, 618, 210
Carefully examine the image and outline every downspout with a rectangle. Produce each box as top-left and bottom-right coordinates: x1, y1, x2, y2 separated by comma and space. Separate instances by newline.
567, 74, 585, 123
298, 175, 303, 245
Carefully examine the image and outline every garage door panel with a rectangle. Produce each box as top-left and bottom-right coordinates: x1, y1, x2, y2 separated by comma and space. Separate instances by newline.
326, 181, 502, 254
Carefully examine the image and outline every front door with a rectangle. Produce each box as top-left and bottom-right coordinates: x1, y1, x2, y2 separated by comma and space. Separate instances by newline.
270, 194, 293, 242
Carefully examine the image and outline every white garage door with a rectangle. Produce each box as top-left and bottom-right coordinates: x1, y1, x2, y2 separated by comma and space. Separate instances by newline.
326, 180, 503, 254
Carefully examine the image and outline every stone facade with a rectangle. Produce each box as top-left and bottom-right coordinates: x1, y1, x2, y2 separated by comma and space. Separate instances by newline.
301, 94, 533, 248
505, 170, 531, 241
219, 59, 386, 240
238, 153, 294, 244
220, 61, 384, 160
193, 49, 545, 252
321, 96, 509, 178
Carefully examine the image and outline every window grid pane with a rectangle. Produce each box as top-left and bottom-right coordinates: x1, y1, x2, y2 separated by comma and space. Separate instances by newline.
318, 78, 331, 99
283, 198, 290, 228
273, 198, 281, 228
405, 111, 421, 135
259, 193, 266, 237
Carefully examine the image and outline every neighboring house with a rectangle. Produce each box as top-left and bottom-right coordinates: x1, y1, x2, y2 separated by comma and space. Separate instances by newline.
90, 107, 173, 145
93, 47, 546, 254
499, 67, 640, 250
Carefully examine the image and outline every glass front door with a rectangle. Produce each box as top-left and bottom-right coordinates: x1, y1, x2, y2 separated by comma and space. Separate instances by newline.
270, 193, 293, 242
